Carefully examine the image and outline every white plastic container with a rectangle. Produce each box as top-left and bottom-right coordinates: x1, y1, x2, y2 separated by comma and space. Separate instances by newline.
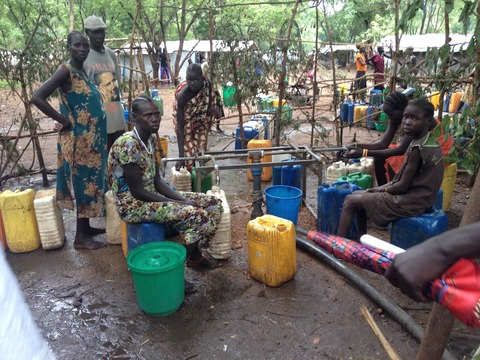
347, 159, 364, 174
171, 166, 192, 192
326, 161, 347, 183
206, 186, 231, 259
105, 190, 122, 245
33, 189, 65, 250
360, 157, 375, 179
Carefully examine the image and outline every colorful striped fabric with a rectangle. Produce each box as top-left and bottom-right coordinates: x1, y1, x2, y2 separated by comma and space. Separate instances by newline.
307, 230, 480, 328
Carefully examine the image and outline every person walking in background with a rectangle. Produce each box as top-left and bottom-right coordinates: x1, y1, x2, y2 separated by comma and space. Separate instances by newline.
368, 46, 385, 91
173, 63, 217, 171
31, 31, 107, 250
159, 47, 171, 85
83, 15, 125, 152
354, 46, 368, 101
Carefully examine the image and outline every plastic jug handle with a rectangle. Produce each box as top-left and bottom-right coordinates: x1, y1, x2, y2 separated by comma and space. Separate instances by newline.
332, 180, 349, 188
349, 172, 362, 179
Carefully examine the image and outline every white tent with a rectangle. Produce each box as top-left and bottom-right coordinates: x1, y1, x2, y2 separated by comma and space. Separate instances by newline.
379, 33, 473, 53
118, 39, 254, 81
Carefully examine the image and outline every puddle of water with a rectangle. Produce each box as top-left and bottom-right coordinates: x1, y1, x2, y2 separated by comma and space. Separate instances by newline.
51, 299, 74, 311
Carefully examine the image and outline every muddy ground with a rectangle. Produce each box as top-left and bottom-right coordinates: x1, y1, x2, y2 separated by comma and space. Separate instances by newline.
3, 86, 479, 360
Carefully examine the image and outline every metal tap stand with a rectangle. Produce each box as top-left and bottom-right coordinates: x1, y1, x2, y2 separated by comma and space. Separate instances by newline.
161, 144, 347, 214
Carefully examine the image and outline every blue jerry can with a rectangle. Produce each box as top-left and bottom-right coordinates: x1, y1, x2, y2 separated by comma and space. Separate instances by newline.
317, 181, 361, 239
340, 102, 349, 123
366, 105, 378, 130
369, 89, 383, 105
272, 159, 302, 190
347, 102, 355, 126
235, 125, 259, 149
389, 207, 449, 250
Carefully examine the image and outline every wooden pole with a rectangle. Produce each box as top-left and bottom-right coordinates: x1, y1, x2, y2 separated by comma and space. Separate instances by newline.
275, 0, 300, 147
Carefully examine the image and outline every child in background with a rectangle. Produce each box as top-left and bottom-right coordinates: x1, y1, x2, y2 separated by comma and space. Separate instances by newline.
338, 99, 444, 241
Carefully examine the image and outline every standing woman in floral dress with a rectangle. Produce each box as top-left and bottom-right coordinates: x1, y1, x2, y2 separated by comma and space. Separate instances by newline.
31, 31, 107, 250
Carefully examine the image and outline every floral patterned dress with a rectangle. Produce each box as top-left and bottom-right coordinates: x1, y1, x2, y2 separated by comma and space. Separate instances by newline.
107, 131, 222, 246
172, 78, 215, 171
57, 63, 107, 218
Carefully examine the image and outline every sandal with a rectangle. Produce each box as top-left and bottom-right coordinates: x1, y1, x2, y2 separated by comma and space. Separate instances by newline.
187, 256, 222, 269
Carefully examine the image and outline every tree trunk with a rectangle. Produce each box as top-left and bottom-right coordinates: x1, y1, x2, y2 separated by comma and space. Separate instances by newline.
69, 0, 75, 32
389, 0, 400, 92
19, 57, 49, 187
275, 0, 300, 147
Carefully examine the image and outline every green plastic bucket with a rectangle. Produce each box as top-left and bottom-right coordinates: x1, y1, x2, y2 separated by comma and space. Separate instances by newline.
223, 85, 237, 107
374, 112, 388, 132
127, 241, 186, 316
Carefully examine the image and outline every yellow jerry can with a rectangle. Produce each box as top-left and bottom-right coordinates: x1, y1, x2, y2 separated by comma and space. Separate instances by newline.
440, 162, 457, 211
0, 189, 40, 253
121, 220, 128, 258
247, 214, 296, 287
247, 139, 272, 182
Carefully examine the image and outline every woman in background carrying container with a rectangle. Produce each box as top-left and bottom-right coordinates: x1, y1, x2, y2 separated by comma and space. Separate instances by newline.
31, 31, 107, 250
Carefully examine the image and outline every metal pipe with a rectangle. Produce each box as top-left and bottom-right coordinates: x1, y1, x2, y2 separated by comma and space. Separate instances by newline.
294, 229, 456, 360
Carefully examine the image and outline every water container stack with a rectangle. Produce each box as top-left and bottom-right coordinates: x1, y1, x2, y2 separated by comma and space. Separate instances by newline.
325, 161, 348, 184
354, 103, 368, 127
336, 159, 373, 189
317, 181, 362, 239
33, 189, 65, 250
206, 186, 232, 260
249, 114, 275, 140
272, 158, 302, 190
171, 166, 192, 192
235, 120, 261, 149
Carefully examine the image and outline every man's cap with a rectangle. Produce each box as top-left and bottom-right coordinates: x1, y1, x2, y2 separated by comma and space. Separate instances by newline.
84, 15, 107, 30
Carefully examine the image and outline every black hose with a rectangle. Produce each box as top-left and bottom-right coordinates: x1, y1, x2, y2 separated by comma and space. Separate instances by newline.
295, 228, 457, 360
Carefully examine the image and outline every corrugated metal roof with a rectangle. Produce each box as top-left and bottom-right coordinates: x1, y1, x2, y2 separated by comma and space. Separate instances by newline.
379, 33, 472, 52
318, 33, 472, 54
120, 39, 254, 54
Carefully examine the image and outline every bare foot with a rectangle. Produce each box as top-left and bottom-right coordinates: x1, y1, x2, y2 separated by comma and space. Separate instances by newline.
187, 256, 223, 269
184, 279, 197, 294
74, 236, 107, 250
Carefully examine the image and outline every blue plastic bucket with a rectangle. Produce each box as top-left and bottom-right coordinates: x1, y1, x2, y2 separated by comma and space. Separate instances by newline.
264, 185, 302, 225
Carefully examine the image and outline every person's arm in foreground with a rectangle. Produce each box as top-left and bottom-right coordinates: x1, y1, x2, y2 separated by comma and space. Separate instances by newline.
386, 222, 480, 302
31, 66, 72, 131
